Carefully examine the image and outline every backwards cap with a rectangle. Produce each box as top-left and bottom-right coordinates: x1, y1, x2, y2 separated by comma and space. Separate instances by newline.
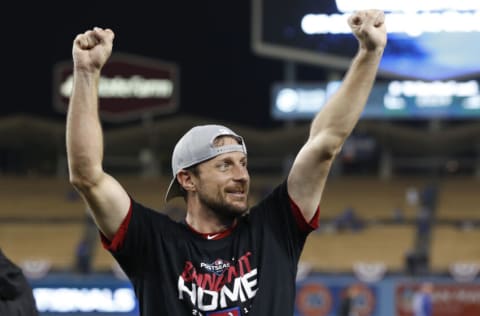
165, 125, 247, 201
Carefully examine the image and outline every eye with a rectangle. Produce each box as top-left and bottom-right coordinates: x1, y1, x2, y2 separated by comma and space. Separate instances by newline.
217, 161, 230, 171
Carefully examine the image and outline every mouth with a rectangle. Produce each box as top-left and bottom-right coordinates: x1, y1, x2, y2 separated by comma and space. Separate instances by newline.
225, 188, 247, 200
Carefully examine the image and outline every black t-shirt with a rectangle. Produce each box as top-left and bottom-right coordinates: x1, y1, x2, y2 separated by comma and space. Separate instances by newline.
0, 249, 39, 316
103, 180, 319, 315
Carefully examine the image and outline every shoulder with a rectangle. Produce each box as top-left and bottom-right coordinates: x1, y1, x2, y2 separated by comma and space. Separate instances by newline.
246, 180, 289, 219
254, 180, 289, 207
130, 198, 183, 227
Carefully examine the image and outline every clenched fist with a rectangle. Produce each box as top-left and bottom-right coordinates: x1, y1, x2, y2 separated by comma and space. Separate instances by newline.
72, 27, 115, 72
348, 10, 387, 52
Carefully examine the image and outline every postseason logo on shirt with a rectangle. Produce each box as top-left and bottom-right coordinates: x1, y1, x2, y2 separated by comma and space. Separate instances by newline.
200, 259, 231, 276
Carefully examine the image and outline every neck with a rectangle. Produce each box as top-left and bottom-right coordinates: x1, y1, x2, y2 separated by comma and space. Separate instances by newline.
185, 197, 236, 234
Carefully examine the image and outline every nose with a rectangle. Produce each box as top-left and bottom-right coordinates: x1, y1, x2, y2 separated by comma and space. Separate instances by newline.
233, 164, 249, 182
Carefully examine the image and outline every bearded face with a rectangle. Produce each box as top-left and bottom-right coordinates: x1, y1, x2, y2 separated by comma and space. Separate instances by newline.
194, 151, 250, 218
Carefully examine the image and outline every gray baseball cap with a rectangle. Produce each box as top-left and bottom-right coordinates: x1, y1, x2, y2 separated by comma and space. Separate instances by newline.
165, 124, 247, 201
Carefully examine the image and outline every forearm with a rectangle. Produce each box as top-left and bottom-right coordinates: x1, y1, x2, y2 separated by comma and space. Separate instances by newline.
309, 48, 383, 148
66, 69, 105, 187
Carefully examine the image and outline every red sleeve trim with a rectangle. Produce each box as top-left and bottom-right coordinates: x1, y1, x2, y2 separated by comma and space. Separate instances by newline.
289, 197, 320, 232
100, 199, 133, 252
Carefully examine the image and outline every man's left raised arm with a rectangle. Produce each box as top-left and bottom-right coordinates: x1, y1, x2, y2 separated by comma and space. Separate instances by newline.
287, 10, 387, 222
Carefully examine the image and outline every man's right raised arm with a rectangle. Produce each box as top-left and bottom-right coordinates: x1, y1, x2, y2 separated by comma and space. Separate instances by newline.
66, 27, 130, 240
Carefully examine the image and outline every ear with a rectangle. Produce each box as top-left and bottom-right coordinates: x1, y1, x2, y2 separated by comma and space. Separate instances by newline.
176, 170, 197, 193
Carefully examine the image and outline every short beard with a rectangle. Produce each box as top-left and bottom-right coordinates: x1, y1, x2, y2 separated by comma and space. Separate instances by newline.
197, 190, 248, 220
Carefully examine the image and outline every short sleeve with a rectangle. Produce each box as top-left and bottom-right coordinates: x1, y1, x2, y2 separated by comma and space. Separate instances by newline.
249, 180, 320, 264
101, 198, 176, 277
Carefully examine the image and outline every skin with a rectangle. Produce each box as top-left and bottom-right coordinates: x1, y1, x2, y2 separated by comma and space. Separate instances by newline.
66, 10, 387, 239
287, 10, 386, 221
177, 136, 250, 232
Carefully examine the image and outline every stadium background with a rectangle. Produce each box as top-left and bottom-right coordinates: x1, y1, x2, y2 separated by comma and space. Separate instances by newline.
1, 1, 480, 315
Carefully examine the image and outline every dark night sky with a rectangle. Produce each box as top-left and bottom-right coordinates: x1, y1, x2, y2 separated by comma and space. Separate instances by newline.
3, 1, 328, 129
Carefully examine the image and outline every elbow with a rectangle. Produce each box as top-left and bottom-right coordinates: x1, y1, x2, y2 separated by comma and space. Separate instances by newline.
319, 143, 342, 162
68, 163, 103, 192
69, 175, 90, 192
309, 133, 345, 162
